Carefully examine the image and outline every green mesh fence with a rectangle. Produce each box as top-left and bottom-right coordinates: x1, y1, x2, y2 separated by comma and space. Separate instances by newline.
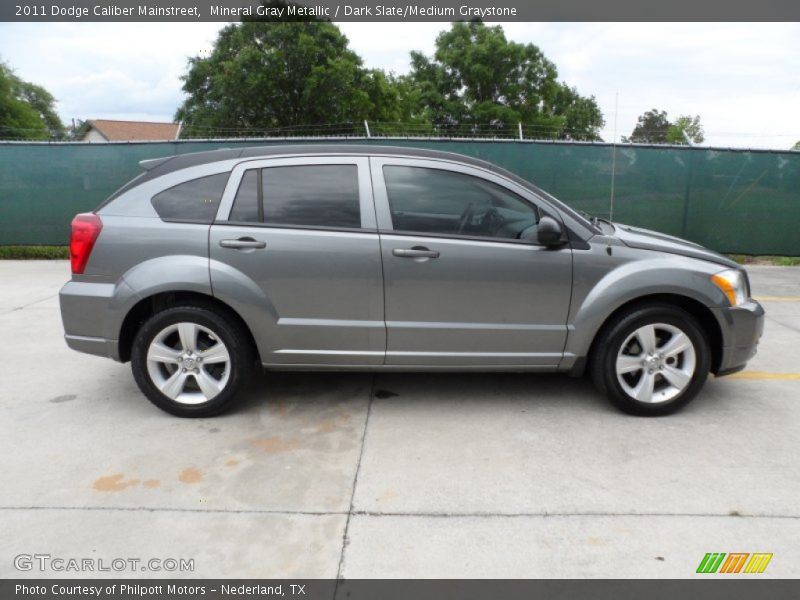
1, 139, 798, 254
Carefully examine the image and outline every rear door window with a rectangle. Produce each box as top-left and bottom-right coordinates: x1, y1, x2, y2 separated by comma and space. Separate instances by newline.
228, 170, 259, 223
227, 165, 362, 229
151, 173, 229, 223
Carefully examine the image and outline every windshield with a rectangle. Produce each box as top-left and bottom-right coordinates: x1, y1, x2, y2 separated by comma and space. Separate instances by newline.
488, 165, 602, 234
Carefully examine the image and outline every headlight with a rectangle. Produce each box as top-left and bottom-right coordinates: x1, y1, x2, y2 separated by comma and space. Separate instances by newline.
711, 269, 747, 306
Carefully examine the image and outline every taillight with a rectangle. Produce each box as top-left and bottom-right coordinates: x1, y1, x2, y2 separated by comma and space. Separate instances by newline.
70, 213, 103, 274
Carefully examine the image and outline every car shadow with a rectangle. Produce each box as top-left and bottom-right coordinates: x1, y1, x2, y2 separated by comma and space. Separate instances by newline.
232, 369, 614, 418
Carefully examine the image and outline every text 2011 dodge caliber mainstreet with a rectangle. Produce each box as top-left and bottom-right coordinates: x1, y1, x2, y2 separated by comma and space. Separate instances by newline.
59, 145, 764, 417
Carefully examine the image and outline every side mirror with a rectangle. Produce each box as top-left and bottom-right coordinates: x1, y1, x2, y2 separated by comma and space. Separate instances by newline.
536, 216, 565, 247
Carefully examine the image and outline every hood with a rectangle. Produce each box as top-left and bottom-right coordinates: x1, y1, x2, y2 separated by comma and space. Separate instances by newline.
611, 223, 738, 268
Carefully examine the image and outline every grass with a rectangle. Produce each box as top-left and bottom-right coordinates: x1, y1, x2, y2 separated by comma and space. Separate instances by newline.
0, 245, 70, 259
727, 255, 800, 266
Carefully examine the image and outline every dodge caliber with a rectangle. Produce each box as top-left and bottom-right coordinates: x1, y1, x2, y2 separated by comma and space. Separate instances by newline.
59, 145, 764, 417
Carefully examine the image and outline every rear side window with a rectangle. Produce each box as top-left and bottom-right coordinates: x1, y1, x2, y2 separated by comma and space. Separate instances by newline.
228, 165, 361, 229
229, 170, 259, 222
151, 173, 229, 223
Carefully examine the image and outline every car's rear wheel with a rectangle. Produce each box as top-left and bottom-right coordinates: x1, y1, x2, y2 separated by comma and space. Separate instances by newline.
590, 304, 711, 416
131, 305, 254, 417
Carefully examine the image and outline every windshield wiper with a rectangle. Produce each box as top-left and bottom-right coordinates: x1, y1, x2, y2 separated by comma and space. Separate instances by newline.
579, 210, 601, 228
594, 216, 614, 227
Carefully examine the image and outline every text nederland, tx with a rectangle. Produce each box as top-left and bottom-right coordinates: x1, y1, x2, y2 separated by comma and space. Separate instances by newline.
16, 583, 303, 596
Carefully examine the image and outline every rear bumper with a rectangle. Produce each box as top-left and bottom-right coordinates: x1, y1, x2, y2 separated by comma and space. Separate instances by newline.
712, 299, 765, 376
64, 334, 119, 359
59, 279, 125, 361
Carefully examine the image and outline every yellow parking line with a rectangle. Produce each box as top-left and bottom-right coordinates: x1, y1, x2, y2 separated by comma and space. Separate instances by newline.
754, 296, 800, 302
724, 371, 800, 380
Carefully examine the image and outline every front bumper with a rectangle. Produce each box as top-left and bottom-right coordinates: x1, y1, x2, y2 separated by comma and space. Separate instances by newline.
712, 299, 765, 376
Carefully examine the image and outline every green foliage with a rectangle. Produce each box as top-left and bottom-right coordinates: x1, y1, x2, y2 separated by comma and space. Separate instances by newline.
0, 245, 69, 259
667, 115, 704, 145
623, 109, 671, 143
66, 118, 90, 140
553, 84, 605, 141
176, 1, 403, 136
176, 14, 604, 139
624, 109, 704, 145
793, 141, 800, 151
728, 254, 800, 265
408, 22, 604, 139
0, 60, 65, 140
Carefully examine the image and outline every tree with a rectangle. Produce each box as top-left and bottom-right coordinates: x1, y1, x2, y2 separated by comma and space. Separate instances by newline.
623, 110, 705, 145
0, 60, 64, 140
553, 84, 605, 141
176, 1, 401, 136
622, 109, 671, 144
667, 115, 704, 145
408, 21, 603, 139
792, 141, 800, 151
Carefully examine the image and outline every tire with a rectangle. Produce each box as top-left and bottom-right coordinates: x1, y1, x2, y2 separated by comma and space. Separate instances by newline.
131, 305, 254, 417
589, 304, 711, 416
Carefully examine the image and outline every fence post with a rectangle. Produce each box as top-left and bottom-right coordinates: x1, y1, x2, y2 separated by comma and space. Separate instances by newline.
681, 149, 696, 238
363, 120, 371, 138
518, 122, 523, 141
609, 143, 617, 221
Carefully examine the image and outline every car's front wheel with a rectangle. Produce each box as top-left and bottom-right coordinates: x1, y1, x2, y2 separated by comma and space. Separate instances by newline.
131, 305, 254, 417
590, 304, 711, 416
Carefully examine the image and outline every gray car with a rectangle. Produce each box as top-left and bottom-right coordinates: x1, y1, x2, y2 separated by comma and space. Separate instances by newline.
60, 145, 764, 417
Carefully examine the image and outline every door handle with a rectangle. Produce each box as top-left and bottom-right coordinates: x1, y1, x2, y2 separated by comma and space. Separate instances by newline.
219, 238, 266, 249
392, 247, 440, 259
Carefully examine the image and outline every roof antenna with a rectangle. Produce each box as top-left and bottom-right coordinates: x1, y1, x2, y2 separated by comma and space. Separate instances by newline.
609, 91, 619, 221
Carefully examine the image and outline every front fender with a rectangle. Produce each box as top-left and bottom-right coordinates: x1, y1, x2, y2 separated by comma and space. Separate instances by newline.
564, 254, 727, 361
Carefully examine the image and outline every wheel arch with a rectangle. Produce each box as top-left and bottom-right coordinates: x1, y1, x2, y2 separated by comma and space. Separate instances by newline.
118, 290, 260, 365
581, 293, 723, 376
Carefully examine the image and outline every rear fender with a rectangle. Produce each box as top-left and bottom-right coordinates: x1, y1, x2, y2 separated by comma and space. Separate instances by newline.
208, 258, 279, 362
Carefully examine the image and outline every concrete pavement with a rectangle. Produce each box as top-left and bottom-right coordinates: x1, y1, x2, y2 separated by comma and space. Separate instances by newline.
0, 261, 798, 578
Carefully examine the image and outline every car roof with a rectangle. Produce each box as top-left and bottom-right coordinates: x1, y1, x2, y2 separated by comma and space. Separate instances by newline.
137, 144, 502, 179
103, 143, 595, 236
102, 144, 520, 207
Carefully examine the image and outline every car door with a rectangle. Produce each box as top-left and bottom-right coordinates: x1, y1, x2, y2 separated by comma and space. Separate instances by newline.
209, 156, 385, 366
370, 157, 573, 367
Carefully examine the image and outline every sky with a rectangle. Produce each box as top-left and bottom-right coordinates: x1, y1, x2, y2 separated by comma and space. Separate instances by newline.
0, 22, 798, 149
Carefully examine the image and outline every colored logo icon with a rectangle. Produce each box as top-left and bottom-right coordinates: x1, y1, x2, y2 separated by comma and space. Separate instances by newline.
696, 553, 773, 574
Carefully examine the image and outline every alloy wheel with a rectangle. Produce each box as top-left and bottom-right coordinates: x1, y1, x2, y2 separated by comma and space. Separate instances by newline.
145, 322, 231, 404
615, 322, 696, 404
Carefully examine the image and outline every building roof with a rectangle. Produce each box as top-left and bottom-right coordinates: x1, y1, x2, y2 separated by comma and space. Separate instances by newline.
85, 119, 181, 141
